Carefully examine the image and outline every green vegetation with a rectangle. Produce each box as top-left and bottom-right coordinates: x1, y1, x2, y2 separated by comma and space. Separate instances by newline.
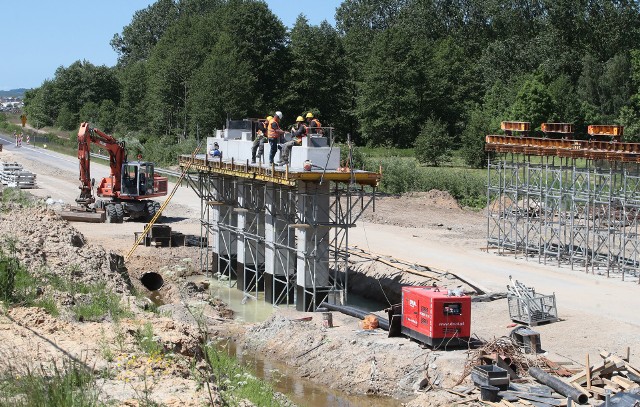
200, 342, 285, 407
135, 322, 163, 356
0, 361, 100, 407
71, 282, 129, 322
0, 188, 35, 210
0, 240, 58, 314
14, 0, 640, 200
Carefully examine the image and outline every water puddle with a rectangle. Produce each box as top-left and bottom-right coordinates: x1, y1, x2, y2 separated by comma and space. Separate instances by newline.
221, 340, 404, 407
188, 275, 401, 406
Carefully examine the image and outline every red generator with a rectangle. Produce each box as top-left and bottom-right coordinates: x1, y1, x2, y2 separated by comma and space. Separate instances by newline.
400, 286, 471, 348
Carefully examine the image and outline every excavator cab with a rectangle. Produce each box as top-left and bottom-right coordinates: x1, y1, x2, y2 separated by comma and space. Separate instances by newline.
121, 162, 156, 197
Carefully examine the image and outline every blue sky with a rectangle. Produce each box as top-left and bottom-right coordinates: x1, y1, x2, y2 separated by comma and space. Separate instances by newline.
0, 0, 341, 90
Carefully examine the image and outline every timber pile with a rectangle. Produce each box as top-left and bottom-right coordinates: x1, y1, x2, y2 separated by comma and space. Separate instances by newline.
0, 162, 36, 188
451, 348, 640, 406
568, 350, 640, 401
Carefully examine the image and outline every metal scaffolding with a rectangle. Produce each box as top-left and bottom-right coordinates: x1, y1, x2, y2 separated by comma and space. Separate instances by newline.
181, 155, 379, 311
487, 153, 640, 282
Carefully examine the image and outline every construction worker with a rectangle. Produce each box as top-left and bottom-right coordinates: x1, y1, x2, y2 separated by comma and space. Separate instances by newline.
305, 112, 323, 135
267, 111, 285, 164
278, 116, 307, 165
209, 142, 222, 158
251, 115, 271, 164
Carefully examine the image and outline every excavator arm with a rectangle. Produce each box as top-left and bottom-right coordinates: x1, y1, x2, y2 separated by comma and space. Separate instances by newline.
76, 122, 126, 206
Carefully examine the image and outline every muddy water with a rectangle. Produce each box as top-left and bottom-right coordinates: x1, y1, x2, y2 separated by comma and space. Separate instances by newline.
221, 340, 404, 407
200, 277, 401, 406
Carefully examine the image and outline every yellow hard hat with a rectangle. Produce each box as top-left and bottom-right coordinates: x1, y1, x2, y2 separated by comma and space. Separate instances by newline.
296, 116, 304, 122
266, 115, 273, 121
306, 112, 314, 119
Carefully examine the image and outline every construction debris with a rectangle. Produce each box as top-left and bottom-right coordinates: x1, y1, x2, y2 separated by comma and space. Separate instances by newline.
134, 224, 186, 247
507, 276, 558, 326
567, 350, 640, 401
0, 161, 36, 188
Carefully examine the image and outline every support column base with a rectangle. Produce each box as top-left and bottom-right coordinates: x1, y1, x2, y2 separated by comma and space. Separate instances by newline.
295, 285, 333, 312
264, 273, 294, 304
236, 263, 265, 292
219, 255, 237, 280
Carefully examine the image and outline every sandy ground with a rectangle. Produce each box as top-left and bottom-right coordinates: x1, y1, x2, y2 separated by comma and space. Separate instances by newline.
2, 141, 640, 406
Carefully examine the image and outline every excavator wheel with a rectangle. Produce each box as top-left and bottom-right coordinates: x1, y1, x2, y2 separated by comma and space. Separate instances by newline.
145, 201, 156, 220
114, 203, 125, 223
105, 204, 117, 223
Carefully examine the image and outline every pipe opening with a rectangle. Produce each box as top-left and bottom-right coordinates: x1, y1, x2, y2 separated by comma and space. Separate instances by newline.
140, 272, 164, 291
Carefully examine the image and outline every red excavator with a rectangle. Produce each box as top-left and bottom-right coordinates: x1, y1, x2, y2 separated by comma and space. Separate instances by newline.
61, 122, 168, 223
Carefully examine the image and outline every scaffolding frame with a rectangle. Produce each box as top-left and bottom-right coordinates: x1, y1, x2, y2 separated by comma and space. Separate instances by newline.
183, 161, 378, 310
488, 153, 640, 282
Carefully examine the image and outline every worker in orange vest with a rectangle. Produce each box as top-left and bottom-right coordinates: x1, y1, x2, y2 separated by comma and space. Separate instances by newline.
278, 115, 307, 165
267, 111, 284, 164
252, 115, 271, 164
305, 112, 323, 135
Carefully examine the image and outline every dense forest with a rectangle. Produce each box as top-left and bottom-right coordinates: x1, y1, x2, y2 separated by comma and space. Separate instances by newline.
22, 0, 640, 168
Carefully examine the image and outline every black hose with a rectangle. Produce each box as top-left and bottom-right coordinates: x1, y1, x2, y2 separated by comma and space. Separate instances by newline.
318, 302, 389, 331
528, 367, 588, 404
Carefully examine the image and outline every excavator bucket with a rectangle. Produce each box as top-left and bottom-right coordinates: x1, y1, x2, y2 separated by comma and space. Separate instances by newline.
59, 208, 105, 223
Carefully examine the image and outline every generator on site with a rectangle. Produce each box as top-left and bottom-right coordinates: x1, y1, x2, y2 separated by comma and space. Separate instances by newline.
390, 286, 471, 348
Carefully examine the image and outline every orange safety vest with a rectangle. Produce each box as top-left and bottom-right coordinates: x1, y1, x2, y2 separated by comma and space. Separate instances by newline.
267, 117, 281, 139
309, 118, 323, 134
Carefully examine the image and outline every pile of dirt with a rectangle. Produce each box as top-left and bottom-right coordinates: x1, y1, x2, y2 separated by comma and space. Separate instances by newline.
404, 190, 463, 211
0, 206, 130, 293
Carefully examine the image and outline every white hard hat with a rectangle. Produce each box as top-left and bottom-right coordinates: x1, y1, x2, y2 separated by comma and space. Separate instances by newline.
275, 111, 283, 119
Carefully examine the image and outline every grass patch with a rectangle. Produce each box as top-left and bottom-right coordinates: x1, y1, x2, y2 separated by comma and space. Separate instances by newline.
0, 360, 101, 407
135, 322, 163, 356
0, 188, 35, 211
199, 341, 285, 407
365, 157, 487, 208
72, 283, 129, 322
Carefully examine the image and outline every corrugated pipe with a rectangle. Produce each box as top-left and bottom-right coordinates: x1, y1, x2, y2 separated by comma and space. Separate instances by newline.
318, 302, 389, 331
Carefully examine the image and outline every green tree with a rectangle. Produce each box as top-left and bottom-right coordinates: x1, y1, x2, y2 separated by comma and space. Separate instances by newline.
79, 101, 100, 124
356, 28, 418, 146
98, 100, 118, 133
511, 74, 553, 130
110, 0, 180, 67
188, 32, 257, 134
56, 105, 78, 130
284, 16, 350, 136
461, 106, 492, 168
414, 117, 451, 166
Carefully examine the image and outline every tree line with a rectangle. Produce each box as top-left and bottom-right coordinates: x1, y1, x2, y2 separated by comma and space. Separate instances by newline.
23, 0, 640, 167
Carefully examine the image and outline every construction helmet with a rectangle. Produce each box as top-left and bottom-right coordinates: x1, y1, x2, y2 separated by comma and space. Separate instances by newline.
275, 111, 283, 119
306, 112, 314, 119
296, 115, 304, 122
266, 115, 273, 121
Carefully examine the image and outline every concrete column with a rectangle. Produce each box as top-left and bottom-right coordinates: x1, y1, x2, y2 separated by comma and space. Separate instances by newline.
236, 180, 247, 290
264, 184, 295, 304
296, 182, 331, 311
217, 177, 237, 279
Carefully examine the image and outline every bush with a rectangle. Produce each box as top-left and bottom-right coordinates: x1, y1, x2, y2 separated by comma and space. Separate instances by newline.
414, 117, 452, 166
366, 157, 487, 207
338, 142, 366, 169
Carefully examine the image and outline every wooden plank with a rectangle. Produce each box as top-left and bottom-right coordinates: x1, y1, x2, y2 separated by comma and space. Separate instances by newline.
570, 382, 591, 397
586, 354, 591, 389
612, 375, 637, 389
